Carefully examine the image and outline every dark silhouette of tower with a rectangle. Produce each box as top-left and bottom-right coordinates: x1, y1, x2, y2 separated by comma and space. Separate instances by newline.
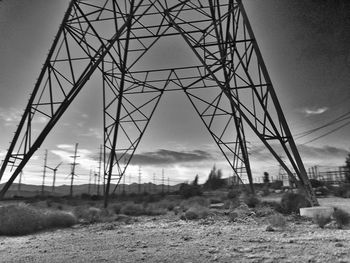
0, 0, 318, 207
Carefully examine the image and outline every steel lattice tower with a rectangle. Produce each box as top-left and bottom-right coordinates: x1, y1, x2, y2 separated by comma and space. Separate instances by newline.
0, 0, 318, 206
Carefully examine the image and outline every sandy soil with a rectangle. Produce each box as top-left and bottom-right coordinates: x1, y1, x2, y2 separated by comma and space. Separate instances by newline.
1, 209, 350, 263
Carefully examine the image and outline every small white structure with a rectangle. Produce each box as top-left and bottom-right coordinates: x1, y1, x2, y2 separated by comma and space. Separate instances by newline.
300, 206, 334, 218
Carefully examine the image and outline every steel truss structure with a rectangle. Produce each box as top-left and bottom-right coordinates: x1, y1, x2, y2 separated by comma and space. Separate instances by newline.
0, 0, 318, 206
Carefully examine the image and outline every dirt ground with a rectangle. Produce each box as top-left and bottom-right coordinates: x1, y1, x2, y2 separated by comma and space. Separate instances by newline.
1, 198, 350, 263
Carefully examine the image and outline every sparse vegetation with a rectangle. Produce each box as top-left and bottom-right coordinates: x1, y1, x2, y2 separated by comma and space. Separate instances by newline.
120, 203, 146, 216
203, 165, 226, 190
268, 214, 287, 229
180, 196, 210, 211
333, 207, 350, 229
280, 192, 311, 214
182, 205, 210, 220
243, 194, 260, 208
331, 184, 350, 198
313, 214, 331, 228
227, 188, 241, 200
0, 203, 76, 236
178, 175, 202, 198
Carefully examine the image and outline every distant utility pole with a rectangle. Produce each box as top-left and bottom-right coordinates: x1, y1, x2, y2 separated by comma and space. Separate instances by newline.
41, 149, 48, 196
168, 177, 170, 193
153, 173, 156, 194
138, 167, 141, 194
162, 169, 164, 194
69, 143, 79, 197
97, 145, 102, 196
122, 172, 126, 195
88, 168, 92, 194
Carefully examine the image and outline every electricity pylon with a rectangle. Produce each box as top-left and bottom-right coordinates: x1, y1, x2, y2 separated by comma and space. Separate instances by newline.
0, 0, 318, 207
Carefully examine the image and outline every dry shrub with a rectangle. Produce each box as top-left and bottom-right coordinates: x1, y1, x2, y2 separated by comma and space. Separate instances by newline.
44, 210, 77, 228
182, 206, 210, 220
73, 206, 106, 223
144, 203, 167, 216
110, 203, 123, 215
153, 199, 177, 211
313, 214, 331, 228
333, 208, 350, 229
180, 196, 210, 211
227, 189, 242, 200
243, 194, 260, 208
120, 203, 145, 216
268, 214, 287, 229
280, 193, 311, 214
0, 204, 76, 236
228, 203, 254, 222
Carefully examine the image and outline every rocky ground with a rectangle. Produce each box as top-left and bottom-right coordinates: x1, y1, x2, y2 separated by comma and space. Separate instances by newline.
1, 209, 350, 263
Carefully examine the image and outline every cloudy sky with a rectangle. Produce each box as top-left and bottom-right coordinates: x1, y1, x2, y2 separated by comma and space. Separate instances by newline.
0, 0, 349, 187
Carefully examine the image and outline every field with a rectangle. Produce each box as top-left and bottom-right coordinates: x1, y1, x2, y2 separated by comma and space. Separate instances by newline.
0, 196, 350, 262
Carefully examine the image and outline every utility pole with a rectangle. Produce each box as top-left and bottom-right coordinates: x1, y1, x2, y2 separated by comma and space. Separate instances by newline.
167, 177, 170, 193
122, 172, 126, 195
138, 167, 141, 194
88, 168, 92, 195
41, 149, 48, 196
162, 169, 164, 194
69, 143, 79, 197
94, 170, 98, 194
97, 145, 102, 196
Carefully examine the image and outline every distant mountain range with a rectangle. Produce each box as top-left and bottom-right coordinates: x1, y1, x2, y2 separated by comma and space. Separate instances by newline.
1, 182, 182, 198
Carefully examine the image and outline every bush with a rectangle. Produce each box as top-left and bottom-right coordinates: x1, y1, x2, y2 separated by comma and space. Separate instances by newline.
120, 203, 145, 216
110, 203, 123, 214
182, 206, 210, 220
44, 211, 77, 228
144, 204, 167, 216
227, 189, 241, 200
333, 208, 350, 229
280, 193, 311, 214
332, 184, 350, 198
153, 199, 177, 211
261, 201, 284, 214
0, 204, 76, 236
243, 194, 260, 208
309, 179, 324, 188
179, 183, 202, 198
268, 214, 287, 228
315, 186, 329, 196
313, 214, 331, 228
73, 206, 103, 223
270, 180, 283, 190
180, 196, 210, 211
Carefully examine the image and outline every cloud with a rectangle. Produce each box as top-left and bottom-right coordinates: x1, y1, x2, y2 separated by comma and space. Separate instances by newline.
90, 149, 214, 167
0, 107, 49, 128
130, 149, 213, 166
249, 142, 348, 167
57, 144, 75, 150
301, 107, 328, 116
80, 128, 103, 139
0, 107, 22, 126
52, 146, 99, 171
298, 145, 349, 165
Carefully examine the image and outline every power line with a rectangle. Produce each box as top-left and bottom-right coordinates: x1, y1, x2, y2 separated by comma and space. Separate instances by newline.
294, 110, 350, 140
301, 120, 350, 145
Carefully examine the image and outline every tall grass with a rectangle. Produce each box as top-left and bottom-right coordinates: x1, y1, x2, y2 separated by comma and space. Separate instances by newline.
0, 203, 77, 236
